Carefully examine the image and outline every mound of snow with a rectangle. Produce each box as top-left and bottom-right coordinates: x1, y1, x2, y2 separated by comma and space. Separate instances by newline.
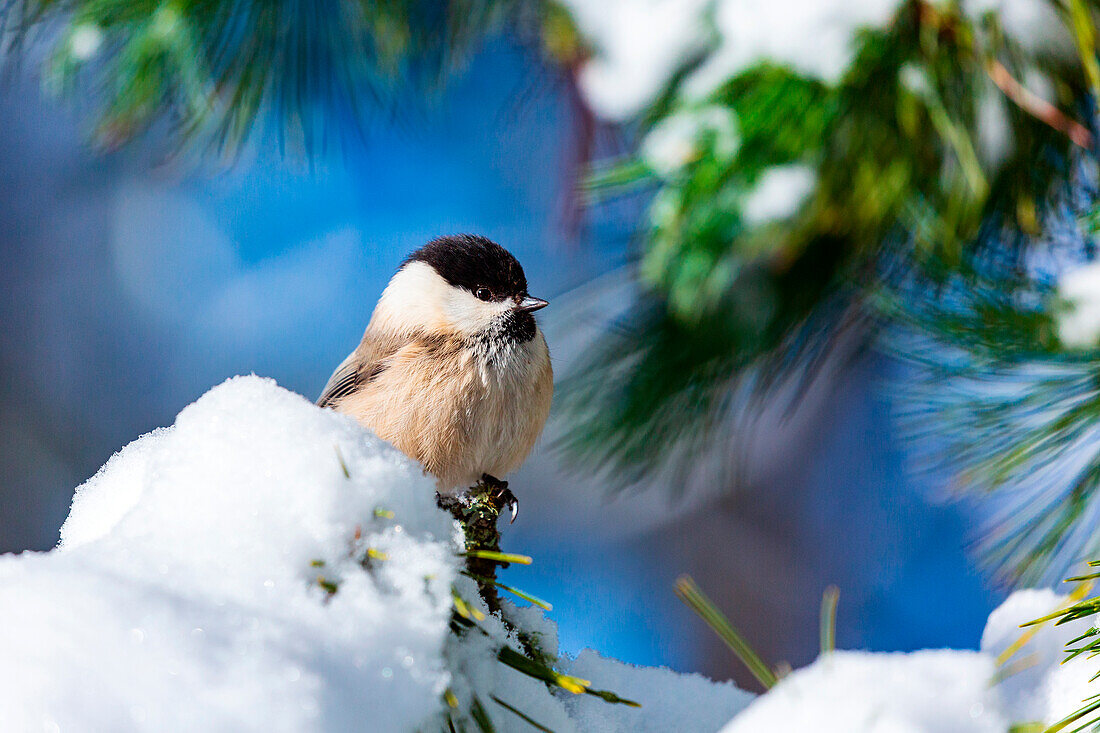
711, 588, 1099, 731
981, 588, 1099, 727
562, 650, 752, 731
0, 376, 457, 731
720, 650, 1006, 732
0, 376, 753, 732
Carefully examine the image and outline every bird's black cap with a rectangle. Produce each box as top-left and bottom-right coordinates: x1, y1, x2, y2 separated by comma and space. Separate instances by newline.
405, 234, 529, 300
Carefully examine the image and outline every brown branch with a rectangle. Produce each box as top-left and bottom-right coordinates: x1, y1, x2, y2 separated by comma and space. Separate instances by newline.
438, 478, 512, 614
986, 59, 1093, 149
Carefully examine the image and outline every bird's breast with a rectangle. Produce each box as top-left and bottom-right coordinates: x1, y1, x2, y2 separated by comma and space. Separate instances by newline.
340, 330, 552, 491
442, 332, 553, 488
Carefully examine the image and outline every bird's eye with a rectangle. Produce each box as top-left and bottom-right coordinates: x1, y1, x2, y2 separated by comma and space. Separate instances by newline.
475, 287, 492, 301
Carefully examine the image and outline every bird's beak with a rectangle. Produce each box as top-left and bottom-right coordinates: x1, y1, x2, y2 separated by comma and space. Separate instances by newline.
516, 296, 549, 313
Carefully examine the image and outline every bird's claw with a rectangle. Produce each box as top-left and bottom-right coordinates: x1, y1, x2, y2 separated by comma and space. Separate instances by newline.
481, 474, 519, 524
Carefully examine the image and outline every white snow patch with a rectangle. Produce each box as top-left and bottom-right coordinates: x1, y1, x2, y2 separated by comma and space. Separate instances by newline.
687, 0, 901, 97
440, 598, 755, 732
564, 0, 1075, 119
742, 164, 816, 225
562, 0, 903, 118
641, 105, 739, 177
977, 81, 1013, 169
561, 0, 712, 120
1056, 260, 1100, 349
562, 650, 753, 731
69, 24, 103, 60
964, 0, 1074, 57
720, 649, 1007, 732
982, 588, 1099, 727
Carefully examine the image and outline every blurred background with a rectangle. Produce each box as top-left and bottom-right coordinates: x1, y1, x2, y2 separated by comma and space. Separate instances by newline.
5, 0, 1099, 691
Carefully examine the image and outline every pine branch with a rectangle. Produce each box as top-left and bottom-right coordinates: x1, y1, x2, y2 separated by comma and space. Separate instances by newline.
1018, 568, 1100, 733
985, 60, 1093, 149
4, 0, 562, 155
439, 482, 641, 729
882, 186, 1100, 583
563, 0, 1094, 483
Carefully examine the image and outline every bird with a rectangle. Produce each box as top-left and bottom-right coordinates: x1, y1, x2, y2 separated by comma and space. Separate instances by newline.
317, 234, 553, 520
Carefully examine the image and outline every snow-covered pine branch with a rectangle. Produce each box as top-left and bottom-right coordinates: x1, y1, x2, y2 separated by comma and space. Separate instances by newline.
0, 376, 750, 732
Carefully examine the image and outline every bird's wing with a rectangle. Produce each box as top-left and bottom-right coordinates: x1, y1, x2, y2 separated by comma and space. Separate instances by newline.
316, 351, 361, 407
316, 333, 406, 407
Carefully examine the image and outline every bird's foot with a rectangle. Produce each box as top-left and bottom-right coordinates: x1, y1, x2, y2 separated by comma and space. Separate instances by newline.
481, 474, 518, 524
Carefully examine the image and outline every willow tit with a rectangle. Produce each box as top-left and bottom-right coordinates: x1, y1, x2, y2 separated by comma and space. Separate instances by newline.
318, 235, 552, 518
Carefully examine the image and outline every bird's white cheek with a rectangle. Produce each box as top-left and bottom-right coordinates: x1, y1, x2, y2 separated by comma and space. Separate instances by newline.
444, 295, 509, 336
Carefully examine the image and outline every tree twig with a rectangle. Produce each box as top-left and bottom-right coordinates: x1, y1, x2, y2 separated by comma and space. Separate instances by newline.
438, 477, 512, 614
986, 59, 1093, 149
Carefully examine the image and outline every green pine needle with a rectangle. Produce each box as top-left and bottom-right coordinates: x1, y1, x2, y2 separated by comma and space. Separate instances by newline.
462, 571, 553, 610
460, 550, 532, 565
675, 574, 778, 690
334, 445, 350, 478
490, 695, 555, 732
819, 585, 839, 656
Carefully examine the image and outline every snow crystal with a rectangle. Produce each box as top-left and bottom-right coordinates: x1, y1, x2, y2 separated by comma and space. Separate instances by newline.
1, 376, 458, 732
1056, 260, 1100, 349
720, 650, 1007, 732
742, 164, 816, 225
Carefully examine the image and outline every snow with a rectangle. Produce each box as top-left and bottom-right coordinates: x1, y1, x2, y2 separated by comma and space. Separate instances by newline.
742, 164, 816, 225
713, 588, 1099, 731
0, 375, 751, 732
720, 650, 1007, 732
561, 650, 753, 731
440, 599, 756, 732
564, 0, 1075, 120
2, 376, 458, 731
641, 105, 739, 177
6, 375, 1100, 731
977, 81, 1013, 168
981, 588, 1098, 728
1056, 260, 1100, 349
1057, 260, 1100, 348
562, 0, 902, 118
964, 0, 1073, 56
68, 24, 103, 61
688, 0, 901, 97
561, 0, 711, 120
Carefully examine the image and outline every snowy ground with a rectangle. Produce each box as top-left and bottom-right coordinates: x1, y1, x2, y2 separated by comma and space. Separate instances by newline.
0, 376, 1094, 731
